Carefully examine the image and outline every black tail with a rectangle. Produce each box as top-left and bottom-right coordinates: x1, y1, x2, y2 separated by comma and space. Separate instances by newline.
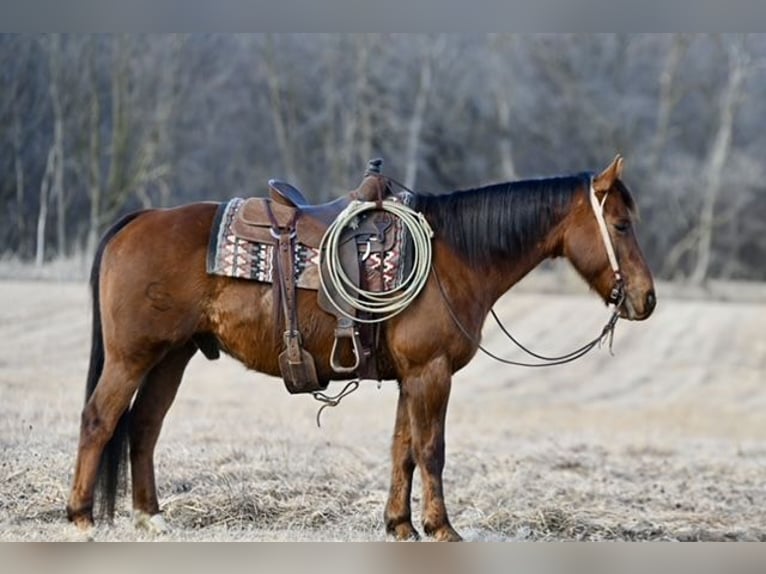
85, 210, 145, 521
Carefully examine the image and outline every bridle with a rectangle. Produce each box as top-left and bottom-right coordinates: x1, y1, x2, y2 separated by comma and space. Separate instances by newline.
433, 176, 627, 368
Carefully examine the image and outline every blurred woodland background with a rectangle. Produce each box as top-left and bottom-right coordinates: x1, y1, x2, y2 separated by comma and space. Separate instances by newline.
1, 33, 765, 283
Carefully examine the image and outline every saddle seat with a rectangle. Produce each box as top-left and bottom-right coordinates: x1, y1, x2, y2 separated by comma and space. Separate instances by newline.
231, 168, 391, 249
268, 171, 390, 226
269, 183, 353, 227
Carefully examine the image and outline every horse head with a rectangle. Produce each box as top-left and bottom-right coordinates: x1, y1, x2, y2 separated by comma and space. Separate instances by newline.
563, 155, 656, 321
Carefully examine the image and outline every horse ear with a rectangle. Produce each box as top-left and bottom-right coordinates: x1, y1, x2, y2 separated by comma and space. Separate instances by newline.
593, 155, 624, 192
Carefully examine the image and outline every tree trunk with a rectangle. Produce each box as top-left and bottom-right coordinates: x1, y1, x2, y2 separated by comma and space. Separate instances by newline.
495, 89, 517, 180
155, 34, 184, 207
320, 36, 342, 197
13, 109, 25, 256
48, 33, 66, 257
354, 35, 374, 174
336, 34, 376, 186
689, 38, 747, 285
35, 146, 55, 267
85, 38, 102, 258
489, 34, 517, 181
264, 34, 297, 183
404, 35, 445, 190
104, 35, 129, 222
649, 34, 688, 172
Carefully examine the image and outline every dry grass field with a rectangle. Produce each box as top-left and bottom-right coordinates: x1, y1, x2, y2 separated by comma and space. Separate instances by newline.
1, 275, 765, 541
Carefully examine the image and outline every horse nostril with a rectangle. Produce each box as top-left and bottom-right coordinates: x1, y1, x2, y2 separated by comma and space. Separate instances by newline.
645, 290, 656, 313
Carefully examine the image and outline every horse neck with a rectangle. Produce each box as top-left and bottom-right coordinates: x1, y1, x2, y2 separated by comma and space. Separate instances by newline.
437, 230, 562, 313
419, 177, 580, 311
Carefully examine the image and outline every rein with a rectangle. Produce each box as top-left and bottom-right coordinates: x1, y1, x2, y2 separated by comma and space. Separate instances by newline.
433, 177, 626, 368
433, 269, 622, 367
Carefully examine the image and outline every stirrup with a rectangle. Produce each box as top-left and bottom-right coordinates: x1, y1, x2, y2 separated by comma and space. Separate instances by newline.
330, 319, 362, 373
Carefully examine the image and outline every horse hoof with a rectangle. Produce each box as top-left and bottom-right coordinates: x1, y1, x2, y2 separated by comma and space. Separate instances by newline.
427, 524, 463, 542
70, 514, 94, 532
134, 511, 170, 534
386, 522, 421, 541
67, 523, 95, 542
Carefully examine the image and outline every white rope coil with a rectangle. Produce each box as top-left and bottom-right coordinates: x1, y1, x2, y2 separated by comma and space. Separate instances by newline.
318, 199, 434, 323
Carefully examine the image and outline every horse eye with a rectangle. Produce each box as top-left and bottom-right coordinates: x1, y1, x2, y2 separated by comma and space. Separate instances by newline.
614, 220, 630, 234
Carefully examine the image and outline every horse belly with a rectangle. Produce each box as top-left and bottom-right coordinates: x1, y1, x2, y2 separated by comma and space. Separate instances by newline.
205, 282, 351, 383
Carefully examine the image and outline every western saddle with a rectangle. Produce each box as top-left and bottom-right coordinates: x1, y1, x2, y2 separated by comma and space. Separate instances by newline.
229, 159, 396, 394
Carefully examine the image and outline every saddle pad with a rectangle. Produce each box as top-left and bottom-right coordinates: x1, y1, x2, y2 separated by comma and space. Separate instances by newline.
207, 198, 320, 289
206, 198, 412, 292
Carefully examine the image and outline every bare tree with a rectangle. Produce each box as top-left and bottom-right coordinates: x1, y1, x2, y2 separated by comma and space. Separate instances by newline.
689, 36, 749, 285
404, 35, 446, 190
351, 34, 376, 176
13, 105, 24, 253
48, 33, 66, 257
648, 34, 689, 172
84, 36, 102, 257
489, 33, 518, 180
11, 61, 26, 254
330, 34, 378, 191
103, 35, 130, 222
32, 34, 66, 267
264, 34, 298, 183
34, 146, 55, 267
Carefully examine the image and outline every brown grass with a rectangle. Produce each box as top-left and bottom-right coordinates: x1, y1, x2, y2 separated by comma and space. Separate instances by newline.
1, 276, 765, 541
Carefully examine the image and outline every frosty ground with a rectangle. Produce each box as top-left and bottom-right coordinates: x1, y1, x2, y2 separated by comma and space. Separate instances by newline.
1, 277, 764, 541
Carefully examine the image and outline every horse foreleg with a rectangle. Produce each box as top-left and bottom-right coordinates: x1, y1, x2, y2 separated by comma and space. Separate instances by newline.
66, 359, 147, 529
129, 342, 197, 533
384, 385, 419, 540
403, 358, 462, 541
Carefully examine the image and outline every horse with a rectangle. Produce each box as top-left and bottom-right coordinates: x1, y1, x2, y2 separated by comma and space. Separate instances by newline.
66, 155, 656, 541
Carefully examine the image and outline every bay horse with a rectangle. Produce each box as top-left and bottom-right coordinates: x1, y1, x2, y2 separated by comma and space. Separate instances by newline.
66, 155, 656, 541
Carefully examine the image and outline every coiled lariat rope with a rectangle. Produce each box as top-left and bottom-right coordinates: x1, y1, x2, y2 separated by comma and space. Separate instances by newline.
318, 199, 434, 323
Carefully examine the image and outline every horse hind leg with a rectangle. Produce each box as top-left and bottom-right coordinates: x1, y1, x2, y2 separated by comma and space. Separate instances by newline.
384, 385, 420, 541
67, 356, 154, 529
129, 342, 197, 533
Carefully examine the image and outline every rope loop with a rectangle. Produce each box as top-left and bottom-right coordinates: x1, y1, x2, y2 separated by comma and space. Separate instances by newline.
318, 199, 434, 323
312, 380, 360, 427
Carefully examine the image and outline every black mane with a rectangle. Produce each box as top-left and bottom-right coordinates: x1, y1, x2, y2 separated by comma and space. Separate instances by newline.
410, 173, 593, 267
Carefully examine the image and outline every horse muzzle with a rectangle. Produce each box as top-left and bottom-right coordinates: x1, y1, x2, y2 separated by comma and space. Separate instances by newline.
619, 288, 656, 321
